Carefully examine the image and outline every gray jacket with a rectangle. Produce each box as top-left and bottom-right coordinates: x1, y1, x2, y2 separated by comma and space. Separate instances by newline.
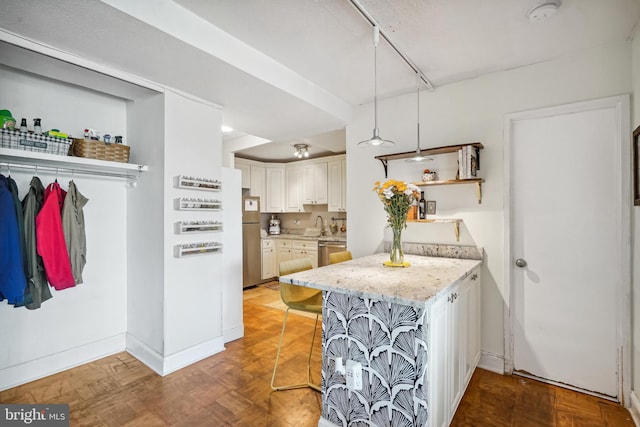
62, 180, 89, 285
22, 176, 52, 309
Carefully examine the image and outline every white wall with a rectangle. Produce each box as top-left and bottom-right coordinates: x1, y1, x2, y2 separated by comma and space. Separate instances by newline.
0, 67, 130, 390
346, 41, 633, 360
631, 24, 640, 397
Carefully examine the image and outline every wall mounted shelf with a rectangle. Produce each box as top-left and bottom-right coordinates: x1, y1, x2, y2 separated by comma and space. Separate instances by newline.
175, 175, 222, 191
0, 147, 148, 179
174, 242, 223, 258
407, 218, 463, 241
175, 197, 222, 211
413, 178, 484, 204
176, 220, 223, 234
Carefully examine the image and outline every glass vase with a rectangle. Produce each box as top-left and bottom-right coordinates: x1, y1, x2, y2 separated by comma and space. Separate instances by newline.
390, 226, 404, 265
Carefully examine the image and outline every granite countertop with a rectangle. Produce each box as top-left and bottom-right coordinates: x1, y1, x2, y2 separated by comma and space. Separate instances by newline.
279, 253, 481, 307
263, 234, 346, 243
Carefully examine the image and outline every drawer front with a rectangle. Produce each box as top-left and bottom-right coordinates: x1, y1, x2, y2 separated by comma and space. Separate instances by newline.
292, 240, 318, 250
275, 239, 292, 249
262, 239, 274, 249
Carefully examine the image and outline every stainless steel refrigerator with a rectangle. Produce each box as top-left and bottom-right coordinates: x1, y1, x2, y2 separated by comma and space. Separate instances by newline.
242, 196, 262, 288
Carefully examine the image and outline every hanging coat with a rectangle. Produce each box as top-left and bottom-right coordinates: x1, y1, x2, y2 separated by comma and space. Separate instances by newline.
22, 176, 52, 309
62, 180, 89, 285
7, 175, 33, 307
36, 181, 75, 290
0, 174, 27, 304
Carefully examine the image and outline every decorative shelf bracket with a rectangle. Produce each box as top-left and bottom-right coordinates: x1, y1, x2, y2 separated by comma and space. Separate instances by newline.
377, 158, 389, 178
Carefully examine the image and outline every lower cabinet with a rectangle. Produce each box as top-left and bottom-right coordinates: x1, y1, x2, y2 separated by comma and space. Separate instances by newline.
429, 266, 481, 427
261, 239, 277, 280
275, 239, 318, 273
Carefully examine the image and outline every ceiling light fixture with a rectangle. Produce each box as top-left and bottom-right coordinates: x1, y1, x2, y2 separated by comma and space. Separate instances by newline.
527, 1, 561, 23
358, 26, 394, 148
406, 77, 433, 163
294, 144, 310, 158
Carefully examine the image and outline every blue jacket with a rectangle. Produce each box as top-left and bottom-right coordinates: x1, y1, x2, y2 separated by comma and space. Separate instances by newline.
0, 174, 27, 304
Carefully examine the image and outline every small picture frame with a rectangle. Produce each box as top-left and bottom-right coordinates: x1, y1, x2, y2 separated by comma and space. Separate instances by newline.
426, 200, 436, 215
634, 126, 640, 206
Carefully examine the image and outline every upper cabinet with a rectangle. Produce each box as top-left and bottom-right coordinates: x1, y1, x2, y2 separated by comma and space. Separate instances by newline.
303, 162, 328, 205
285, 165, 304, 212
327, 156, 346, 212
234, 155, 344, 213
265, 165, 285, 213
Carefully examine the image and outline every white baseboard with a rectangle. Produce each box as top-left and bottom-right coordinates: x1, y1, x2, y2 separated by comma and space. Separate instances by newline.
318, 417, 339, 427
162, 337, 225, 375
629, 390, 640, 426
126, 333, 225, 376
126, 333, 165, 375
0, 334, 126, 391
223, 324, 244, 343
478, 351, 505, 374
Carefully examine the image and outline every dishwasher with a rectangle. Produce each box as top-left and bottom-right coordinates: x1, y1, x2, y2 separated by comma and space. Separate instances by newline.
318, 241, 347, 267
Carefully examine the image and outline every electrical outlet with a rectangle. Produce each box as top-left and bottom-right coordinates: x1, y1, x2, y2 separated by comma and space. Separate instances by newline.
346, 359, 362, 390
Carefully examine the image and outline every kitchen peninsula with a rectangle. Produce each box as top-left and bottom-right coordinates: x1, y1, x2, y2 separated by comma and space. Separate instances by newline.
280, 250, 482, 427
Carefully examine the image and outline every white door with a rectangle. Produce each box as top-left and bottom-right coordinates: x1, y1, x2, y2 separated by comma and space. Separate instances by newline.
508, 96, 630, 400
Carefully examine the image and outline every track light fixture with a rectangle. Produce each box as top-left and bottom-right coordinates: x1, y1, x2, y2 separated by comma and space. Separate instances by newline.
358, 26, 394, 148
294, 144, 310, 158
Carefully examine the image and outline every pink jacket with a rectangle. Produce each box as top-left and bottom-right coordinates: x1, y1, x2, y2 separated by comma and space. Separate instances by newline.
36, 182, 75, 290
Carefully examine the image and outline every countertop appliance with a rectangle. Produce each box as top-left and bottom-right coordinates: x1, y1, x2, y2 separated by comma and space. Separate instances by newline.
318, 240, 348, 267
268, 215, 281, 235
242, 196, 261, 288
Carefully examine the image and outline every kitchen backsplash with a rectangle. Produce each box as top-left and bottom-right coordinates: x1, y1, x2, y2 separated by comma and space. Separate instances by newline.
261, 205, 347, 236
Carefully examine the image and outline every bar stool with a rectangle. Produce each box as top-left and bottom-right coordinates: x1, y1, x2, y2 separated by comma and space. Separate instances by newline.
329, 250, 352, 264
271, 258, 322, 392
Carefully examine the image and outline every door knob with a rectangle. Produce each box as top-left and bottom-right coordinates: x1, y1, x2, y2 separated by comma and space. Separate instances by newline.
515, 258, 527, 268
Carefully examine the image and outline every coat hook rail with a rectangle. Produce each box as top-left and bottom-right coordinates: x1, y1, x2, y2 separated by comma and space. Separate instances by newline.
0, 161, 140, 180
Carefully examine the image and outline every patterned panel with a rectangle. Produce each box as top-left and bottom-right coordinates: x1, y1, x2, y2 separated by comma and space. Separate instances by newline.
322, 291, 428, 426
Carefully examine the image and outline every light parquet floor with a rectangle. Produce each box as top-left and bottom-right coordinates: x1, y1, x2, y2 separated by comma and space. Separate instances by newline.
0, 285, 634, 426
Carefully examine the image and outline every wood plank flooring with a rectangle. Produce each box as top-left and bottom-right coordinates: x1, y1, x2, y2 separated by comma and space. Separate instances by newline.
0, 285, 634, 426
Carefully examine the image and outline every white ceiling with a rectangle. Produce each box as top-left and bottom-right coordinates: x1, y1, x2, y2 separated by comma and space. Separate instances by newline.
0, 0, 639, 161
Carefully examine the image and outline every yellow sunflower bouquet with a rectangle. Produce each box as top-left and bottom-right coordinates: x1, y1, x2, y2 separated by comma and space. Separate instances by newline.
373, 179, 420, 265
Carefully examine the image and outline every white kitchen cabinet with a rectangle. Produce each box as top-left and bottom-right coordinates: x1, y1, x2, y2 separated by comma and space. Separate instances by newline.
328, 156, 346, 212
250, 165, 266, 211
275, 239, 293, 269
261, 239, 277, 279
292, 240, 318, 269
235, 158, 251, 189
285, 165, 304, 212
303, 162, 328, 205
265, 165, 285, 213
429, 266, 481, 427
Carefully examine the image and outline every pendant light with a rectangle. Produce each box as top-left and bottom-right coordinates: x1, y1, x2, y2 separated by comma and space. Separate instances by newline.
358, 26, 394, 148
406, 78, 433, 163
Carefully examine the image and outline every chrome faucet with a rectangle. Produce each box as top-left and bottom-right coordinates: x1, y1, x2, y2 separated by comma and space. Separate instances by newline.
315, 215, 324, 234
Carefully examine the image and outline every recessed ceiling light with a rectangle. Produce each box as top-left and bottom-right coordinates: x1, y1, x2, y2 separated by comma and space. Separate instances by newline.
527, 1, 561, 23
221, 125, 234, 133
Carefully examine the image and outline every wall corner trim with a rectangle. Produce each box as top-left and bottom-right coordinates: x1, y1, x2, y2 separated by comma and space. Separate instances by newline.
478, 351, 505, 375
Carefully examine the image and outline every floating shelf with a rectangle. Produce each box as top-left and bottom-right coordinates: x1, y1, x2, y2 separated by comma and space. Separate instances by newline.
175, 175, 222, 191
407, 218, 463, 241
0, 147, 147, 178
176, 220, 223, 234
175, 197, 222, 211
413, 178, 484, 204
174, 242, 223, 258
374, 142, 484, 177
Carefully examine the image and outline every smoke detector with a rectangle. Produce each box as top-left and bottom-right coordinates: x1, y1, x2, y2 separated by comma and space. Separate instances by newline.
527, 1, 561, 23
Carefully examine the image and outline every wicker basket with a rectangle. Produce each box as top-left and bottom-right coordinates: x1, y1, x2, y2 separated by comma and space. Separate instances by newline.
71, 138, 130, 163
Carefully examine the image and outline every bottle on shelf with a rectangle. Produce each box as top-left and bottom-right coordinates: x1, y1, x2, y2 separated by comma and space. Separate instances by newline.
19, 118, 27, 133
33, 118, 42, 135
418, 191, 426, 220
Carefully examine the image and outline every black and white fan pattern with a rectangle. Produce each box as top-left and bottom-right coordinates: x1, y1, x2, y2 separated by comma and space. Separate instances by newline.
322, 291, 428, 427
